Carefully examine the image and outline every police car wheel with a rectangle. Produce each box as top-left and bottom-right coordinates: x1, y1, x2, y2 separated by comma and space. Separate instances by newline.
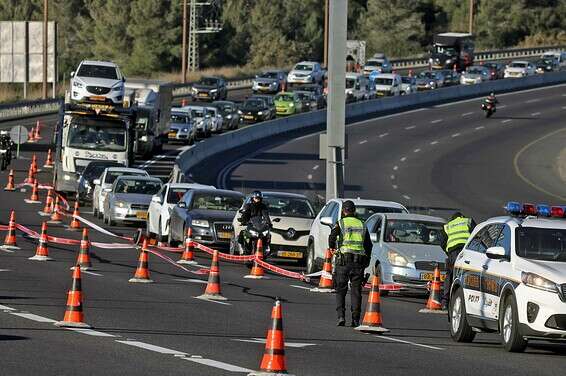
500, 294, 527, 352
449, 288, 476, 342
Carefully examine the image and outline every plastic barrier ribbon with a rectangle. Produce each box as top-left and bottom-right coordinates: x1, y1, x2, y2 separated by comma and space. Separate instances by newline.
255, 258, 308, 282
146, 246, 209, 275
71, 214, 133, 242
193, 242, 256, 262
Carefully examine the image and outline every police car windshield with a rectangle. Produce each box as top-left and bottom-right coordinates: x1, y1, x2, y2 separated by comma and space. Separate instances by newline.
356, 206, 405, 221
516, 227, 566, 262
384, 220, 444, 245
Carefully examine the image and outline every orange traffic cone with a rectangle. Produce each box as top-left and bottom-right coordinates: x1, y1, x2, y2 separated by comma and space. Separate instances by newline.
1, 210, 19, 250
33, 121, 41, 141
177, 227, 197, 265
68, 201, 82, 230
24, 179, 41, 204
23, 162, 35, 185
248, 298, 294, 376
4, 169, 15, 191
355, 274, 389, 333
129, 239, 154, 283
30, 154, 38, 174
29, 222, 53, 261
197, 250, 226, 300
72, 228, 93, 271
310, 248, 335, 293
419, 265, 446, 314
39, 188, 54, 216
44, 149, 54, 168
245, 239, 267, 279
54, 265, 91, 328
27, 128, 35, 143
48, 196, 63, 224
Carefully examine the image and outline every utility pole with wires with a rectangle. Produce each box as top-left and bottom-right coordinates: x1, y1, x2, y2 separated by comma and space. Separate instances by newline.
468, 0, 475, 34
323, 0, 329, 68
187, 0, 222, 72
182, 0, 188, 83
42, 0, 48, 99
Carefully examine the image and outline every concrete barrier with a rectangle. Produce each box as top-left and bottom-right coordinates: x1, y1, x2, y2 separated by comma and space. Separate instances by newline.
175, 71, 566, 181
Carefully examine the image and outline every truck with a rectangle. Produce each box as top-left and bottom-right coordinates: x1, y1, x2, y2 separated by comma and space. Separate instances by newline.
124, 80, 172, 158
429, 33, 474, 71
53, 102, 137, 193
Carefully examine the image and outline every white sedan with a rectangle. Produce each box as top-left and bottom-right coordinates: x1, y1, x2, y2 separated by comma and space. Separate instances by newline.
147, 183, 215, 242
504, 61, 535, 78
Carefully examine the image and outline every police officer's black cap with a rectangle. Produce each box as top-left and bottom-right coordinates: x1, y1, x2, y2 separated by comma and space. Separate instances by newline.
251, 190, 263, 199
343, 200, 356, 212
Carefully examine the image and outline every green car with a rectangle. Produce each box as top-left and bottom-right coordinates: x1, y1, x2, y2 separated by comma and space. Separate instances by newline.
274, 92, 303, 116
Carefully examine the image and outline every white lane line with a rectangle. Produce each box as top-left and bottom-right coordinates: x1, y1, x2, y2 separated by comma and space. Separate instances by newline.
307, 174, 313, 180
430, 119, 443, 124
451, 133, 460, 138
83, 271, 103, 276
562, 106, 566, 110
359, 140, 368, 145
403, 195, 411, 200
66, 328, 116, 337
290, 285, 311, 290
377, 335, 443, 351
174, 278, 207, 284
116, 340, 187, 355
193, 296, 232, 306
430, 141, 439, 145
525, 98, 540, 103
0, 268, 11, 271
531, 112, 541, 116
0, 304, 16, 311
475, 126, 485, 130
498, 104, 507, 109
400, 157, 407, 162
461, 112, 473, 117
379, 132, 389, 138
390, 175, 395, 180
405, 125, 416, 130
10, 312, 56, 323
182, 356, 253, 373
233, 338, 316, 348
393, 166, 398, 171
413, 148, 421, 153
353, 108, 427, 126
312, 164, 319, 170
392, 185, 398, 189
501, 119, 512, 124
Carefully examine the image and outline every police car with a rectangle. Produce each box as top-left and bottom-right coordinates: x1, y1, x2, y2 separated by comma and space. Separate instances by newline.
449, 202, 566, 352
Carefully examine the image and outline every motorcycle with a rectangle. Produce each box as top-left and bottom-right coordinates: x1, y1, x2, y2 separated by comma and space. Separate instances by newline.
0, 131, 13, 171
230, 215, 271, 261
481, 101, 496, 118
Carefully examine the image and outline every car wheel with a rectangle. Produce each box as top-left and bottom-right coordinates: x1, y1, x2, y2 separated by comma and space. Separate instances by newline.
109, 217, 116, 227
449, 287, 476, 343
500, 294, 527, 352
306, 242, 317, 274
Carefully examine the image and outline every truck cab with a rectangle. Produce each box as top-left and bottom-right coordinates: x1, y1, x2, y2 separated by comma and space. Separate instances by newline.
430, 32, 474, 71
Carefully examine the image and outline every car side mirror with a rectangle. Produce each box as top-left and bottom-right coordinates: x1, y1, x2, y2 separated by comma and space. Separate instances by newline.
177, 202, 187, 208
486, 246, 507, 260
370, 233, 378, 243
93, 179, 101, 185
70, 71, 75, 78
122, 77, 126, 82
152, 196, 162, 204
320, 216, 333, 227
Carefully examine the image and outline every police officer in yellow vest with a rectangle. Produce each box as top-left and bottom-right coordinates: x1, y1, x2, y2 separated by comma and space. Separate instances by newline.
441, 211, 476, 309
328, 200, 372, 327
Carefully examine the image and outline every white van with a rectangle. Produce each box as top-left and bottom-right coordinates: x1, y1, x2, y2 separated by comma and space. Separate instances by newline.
541, 51, 566, 70
345, 73, 370, 102
372, 73, 402, 96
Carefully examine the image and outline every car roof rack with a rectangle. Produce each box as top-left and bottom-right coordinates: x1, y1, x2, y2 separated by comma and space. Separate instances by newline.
64, 102, 134, 118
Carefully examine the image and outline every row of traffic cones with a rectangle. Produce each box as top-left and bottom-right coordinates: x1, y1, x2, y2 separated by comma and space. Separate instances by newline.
27, 121, 42, 143
3, 151, 54, 190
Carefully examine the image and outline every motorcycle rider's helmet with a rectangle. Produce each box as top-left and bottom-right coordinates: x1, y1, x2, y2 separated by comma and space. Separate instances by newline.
489, 92, 495, 97
251, 190, 263, 202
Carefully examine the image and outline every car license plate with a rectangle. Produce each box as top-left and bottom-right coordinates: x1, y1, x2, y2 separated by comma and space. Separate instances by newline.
277, 251, 303, 259
136, 211, 148, 220
199, 93, 208, 97
217, 231, 233, 239
168, 132, 176, 138
90, 96, 106, 102
244, 115, 254, 120
421, 272, 446, 282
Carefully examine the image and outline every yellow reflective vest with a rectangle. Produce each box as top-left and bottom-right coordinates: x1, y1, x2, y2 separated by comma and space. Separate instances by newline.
338, 216, 365, 255
444, 216, 472, 252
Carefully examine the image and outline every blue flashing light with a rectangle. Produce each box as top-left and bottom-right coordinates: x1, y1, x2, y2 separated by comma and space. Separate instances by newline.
505, 201, 522, 215
536, 204, 551, 217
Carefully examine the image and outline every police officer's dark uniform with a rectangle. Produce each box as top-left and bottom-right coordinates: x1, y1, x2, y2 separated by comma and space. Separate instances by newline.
328, 200, 372, 327
239, 191, 271, 226
441, 212, 476, 309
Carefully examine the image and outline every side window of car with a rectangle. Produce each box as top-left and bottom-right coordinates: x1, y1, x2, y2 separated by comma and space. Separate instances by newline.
468, 224, 503, 253
494, 224, 511, 255
160, 186, 167, 202
319, 202, 335, 219
330, 204, 340, 224
373, 218, 383, 241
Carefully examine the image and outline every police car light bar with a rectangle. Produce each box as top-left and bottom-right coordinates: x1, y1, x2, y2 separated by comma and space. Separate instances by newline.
505, 202, 566, 218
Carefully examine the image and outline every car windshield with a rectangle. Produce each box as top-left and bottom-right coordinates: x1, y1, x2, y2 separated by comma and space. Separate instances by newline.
167, 188, 190, 204
418, 71, 435, 79
190, 193, 242, 211
538, 59, 554, 65
466, 68, 484, 75
260, 72, 279, 79
189, 109, 204, 118
104, 171, 146, 184
171, 114, 189, 123
245, 99, 264, 107
401, 76, 413, 84
261, 197, 315, 219
215, 103, 233, 113
114, 179, 161, 195
516, 227, 566, 262
510, 62, 528, 68
345, 78, 356, 89
366, 60, 384, 67
199, 77, 218, 86
83, 163, 120, 182
384, 220, 444, 245
296, 92, 311, 100
294, 64, 313, 71
356, 205, 406, 221
374, 78, 393, 85
275, 94, 294, 102
77, 64, 118, 80
67, 117, 126, 151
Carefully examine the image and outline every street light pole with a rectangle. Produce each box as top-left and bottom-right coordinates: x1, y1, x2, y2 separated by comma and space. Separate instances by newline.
182, 0, 188, 83
42, 0, 48, 99
468, 0, 474, 34
323, 0, 329, 68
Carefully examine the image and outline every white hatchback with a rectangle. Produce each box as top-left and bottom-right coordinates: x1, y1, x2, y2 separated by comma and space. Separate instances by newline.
71, 60, 125, 105
450, 202, 566, 352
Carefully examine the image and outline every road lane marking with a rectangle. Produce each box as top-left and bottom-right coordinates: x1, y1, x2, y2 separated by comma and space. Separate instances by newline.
307, 174, 313, 180
66, 328, 116, 337
413, 148, 421, 153
392, 185, 398, 189
475, 126, 485, 130
430, 141, 439, 145
525, 98, 540, 103
379, 132, 389, 138
462, 112, 473, 117
193, 296, 231, 305
290, 285, 311, 290
390, 175, 395, 180
531, 112, 541, 116
233, 338, 316, 348
312, 164, 319, 170
393, 166, 398, 171
0, 268, 11, 271
498, 104, 507, 109
403, 195, 411, 200
451, 133, 460, 138
405, 125, 416, 130
359, 140, 368, 144
116, 340, 187, 355
0, 304, 16, 311
377, 335, 443, 351
400, 157, 406, 162
83, 271, 103, 276
430, 119, 443, 124
562, 106, 566, 110
10, 312, 56, 323
182, 356, 253, 373
175, 278, 207, 284
501, 119, 512, 124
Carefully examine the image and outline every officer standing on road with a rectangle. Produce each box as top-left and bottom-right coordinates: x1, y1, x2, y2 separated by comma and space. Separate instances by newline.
328, 200, 372, 327
441, 211, 476, 310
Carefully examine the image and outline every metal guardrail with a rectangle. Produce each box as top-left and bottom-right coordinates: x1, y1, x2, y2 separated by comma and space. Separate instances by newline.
0, 99, 61, 122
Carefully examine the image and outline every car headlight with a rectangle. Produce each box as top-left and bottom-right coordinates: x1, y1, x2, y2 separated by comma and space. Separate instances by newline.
140, 135, 148, 142
387, 250, 408, 267
237, 110, 243, 114
226, 114, 232, 119
446, 59, 452, 65
429, 81, 435, 86
115, 201, 127, 208
112, 84, 123, 92
521, 272, 558, 293
257, 111, 263, 115
262, 230, 269, 236
249, 229, 259, 237
72, 81, 83, 88
192, 87, 198, 93
192, 219, 209, 228
289, 103, 294, 107
270, 82, 277, 86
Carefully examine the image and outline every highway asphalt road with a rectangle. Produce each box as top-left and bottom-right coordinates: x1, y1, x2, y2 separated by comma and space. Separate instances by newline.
1, 85, 565, 375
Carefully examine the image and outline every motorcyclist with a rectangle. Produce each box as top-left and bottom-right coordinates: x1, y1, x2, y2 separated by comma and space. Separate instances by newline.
238, 190, 272, 254
484, 92, 498, 106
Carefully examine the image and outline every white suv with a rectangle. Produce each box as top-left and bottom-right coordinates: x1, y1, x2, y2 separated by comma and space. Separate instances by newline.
449, 202, 566, 352
71, 60, 125, 105
287, 62, 324, 85
305, 198, 408, 274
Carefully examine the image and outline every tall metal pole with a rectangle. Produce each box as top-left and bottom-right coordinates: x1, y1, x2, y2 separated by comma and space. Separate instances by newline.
325, 0, 347, 200
468, 0, 474, 34
42, 0, 48, 99
323, 0, 329, 68
182, 0, 188, 83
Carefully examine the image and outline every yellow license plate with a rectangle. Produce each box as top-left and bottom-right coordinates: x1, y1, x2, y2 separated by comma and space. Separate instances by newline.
277, 251, 303, 259
90, 96, 106, 101
244, 115, 254, 120
168, 132, 176, 138
199, 93, 208, 97
136, 212, 148, 220
421, 272, 446, 282
217, 231, 233, 239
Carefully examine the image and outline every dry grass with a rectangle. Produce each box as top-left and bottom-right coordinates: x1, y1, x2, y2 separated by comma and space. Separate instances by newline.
133, 65, 263, 83
0, 83, 66, 104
